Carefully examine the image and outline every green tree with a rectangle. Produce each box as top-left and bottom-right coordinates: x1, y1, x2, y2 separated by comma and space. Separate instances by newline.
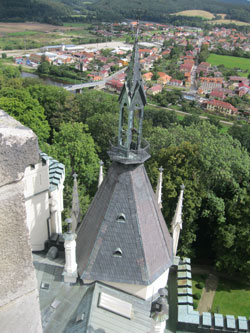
86, 112, 119, 163
37, 60, 50, 74
229, 123, 250, 154
43, 122, 99, 216
28, 84, 74, 131
0, 87, 50, 143
146, 122, 250, 276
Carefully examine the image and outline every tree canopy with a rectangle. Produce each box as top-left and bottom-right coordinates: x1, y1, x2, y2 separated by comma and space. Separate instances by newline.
146, 122, 250, 277
1, 69, 250, 278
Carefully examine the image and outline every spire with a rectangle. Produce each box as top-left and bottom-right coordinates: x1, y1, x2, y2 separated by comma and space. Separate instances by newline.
108, 21, 149, 165
98, 160, 104, 188
156, 166, 164, 209
125, 23, 142, 97
171, 184, 185, 256
71, 173, 80, 233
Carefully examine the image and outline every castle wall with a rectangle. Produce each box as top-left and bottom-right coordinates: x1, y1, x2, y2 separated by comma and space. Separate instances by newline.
0, 110, 42, 333
85, 269, 169, 300
24, 161, 50, 251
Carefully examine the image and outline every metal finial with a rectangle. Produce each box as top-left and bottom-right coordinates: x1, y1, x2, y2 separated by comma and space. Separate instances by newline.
66, 218, 72, 233
73, 173, 78, 180
99, 160, 104, 166
180, 184, 185, 190
159, 166, 164, 173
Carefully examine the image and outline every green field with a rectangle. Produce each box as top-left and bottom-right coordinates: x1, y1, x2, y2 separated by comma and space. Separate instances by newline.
207, 54, 250, 76
212, 278, 250, 317
7, 31, 38, 37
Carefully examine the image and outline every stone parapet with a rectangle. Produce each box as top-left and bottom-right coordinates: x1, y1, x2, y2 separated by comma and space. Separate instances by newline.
177, 258, 250, 333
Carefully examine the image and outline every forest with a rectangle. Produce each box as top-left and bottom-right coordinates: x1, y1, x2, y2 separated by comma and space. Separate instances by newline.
0, 0, 72, 24
88, 0, 250, 24
1, 63, 250, 281
1, 0, 250, 25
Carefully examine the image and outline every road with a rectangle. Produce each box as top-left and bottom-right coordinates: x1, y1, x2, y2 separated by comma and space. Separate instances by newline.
65, 67, 126, 91
148, 103, 234, 126
1, 41, 132, 58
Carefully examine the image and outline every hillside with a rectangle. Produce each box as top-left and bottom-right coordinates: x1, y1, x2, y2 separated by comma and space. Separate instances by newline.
86, 0, 250, 24
1, 0, 250, 25
0, 0, 72, 24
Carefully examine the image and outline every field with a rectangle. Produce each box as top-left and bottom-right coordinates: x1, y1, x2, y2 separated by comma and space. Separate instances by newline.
212, 278, 250, 317
0, 22, 96, 51
173, 11, 250, 25
211, 19, 250, 26
207, 54, 250, 76
174, 10, 215, 19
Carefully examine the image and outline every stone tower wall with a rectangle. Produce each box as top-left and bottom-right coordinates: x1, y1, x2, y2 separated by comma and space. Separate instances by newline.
0, 110, 42, 333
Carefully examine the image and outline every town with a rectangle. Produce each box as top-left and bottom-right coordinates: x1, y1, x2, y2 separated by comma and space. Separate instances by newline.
12, 21, 250, 120
1, 5, 250, 332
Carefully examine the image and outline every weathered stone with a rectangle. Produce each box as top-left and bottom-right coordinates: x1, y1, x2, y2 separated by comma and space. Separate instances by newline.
0, 110, 42, 332
0, 110, 39, 187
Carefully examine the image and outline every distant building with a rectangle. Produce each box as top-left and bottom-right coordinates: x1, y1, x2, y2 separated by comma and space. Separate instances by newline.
206, 99, 238, 116
197, 62, 210, 76
148, 84, 163, 95
199, 77, 223, 93
169, 79, 183, 87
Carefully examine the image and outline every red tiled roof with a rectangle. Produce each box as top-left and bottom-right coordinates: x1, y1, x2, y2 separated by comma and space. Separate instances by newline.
207, 99, 238, 112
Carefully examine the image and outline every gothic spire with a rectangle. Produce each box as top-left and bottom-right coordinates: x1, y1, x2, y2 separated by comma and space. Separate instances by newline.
171, 184, 185, 256
108, 22, 149, 164
98, 160, 104, 188
71, 173, 81, 233
124, 23, 144, 98
156, 166, 164, 209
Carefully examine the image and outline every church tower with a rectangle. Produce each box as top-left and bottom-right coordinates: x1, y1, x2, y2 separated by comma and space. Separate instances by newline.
76, 25, 173, 301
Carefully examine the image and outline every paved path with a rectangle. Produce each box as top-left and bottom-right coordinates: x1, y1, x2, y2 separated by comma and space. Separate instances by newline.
148, 103, 234, 127
198, 274, 218, 313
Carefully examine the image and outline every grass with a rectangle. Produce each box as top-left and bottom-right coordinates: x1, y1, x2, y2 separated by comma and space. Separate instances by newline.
220, 125, 230, 134
212, 278, 250, 317
207, 54, 250, 74
192, 274, 207, 297
177, 115, 184, 121
174, 10, 215, 20
211, 19, 250, 26
7, 31, 38, 37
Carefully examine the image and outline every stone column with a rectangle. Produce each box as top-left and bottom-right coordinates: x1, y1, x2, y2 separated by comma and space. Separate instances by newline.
63, 218, 78, 283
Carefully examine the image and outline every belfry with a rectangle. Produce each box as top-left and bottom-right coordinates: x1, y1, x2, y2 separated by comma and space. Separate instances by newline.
76, 24, 173, 301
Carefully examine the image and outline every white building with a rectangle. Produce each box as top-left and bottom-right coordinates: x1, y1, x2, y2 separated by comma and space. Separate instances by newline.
24, 153, 65, 251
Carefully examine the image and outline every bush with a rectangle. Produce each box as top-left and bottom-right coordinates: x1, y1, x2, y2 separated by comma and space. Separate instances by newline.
196, 282, 205, 289
193, 293, 201, 300
193, 301, 198, 309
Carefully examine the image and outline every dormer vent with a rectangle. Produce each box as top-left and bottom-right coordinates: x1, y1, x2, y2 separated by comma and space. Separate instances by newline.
116, 213, 126, 223
113, 248, 122, 257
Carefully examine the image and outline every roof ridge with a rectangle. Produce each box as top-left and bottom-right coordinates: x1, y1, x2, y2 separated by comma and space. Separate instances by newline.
78, 170, 112, 279
128, 166, 150, 284
143, 168, 173, 263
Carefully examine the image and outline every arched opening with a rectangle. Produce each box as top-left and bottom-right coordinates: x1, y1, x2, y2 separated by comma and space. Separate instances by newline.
120, 104, 129, 147
131, 108, 142, 150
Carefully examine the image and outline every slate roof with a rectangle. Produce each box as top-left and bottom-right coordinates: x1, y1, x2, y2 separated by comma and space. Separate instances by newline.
76, 161, 173, 285
40, 152, 65, 191
33, 253, 153, 333
66, 282, 153, 333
